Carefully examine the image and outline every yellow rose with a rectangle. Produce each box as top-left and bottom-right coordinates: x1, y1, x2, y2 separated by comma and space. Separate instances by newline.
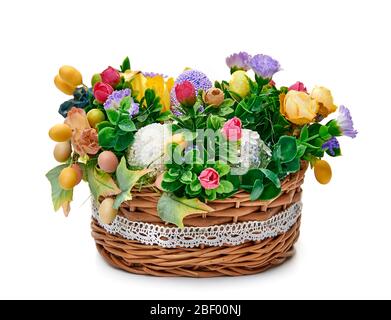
229, 70, 250, 98
310, 86, 337, 117
146, 75, 174, 112
280, 91, 319, 125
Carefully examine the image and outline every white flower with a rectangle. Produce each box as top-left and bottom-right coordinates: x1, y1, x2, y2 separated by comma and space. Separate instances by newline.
127, 123, 171, 172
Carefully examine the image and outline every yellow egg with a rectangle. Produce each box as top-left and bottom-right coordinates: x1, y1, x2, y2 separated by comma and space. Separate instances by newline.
53, 141, 72, 162
229, 70, 250, 98
49, 123, 72, 142
58, 167, 78, 190
98, 198, 118, 224
54, 75, 76, 95
314, 160, 332, 184
59, 65, 83, 87
87, 109, 105, 128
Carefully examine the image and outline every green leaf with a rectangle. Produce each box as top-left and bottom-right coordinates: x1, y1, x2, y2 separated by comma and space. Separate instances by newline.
118, 119, 136, 132
250, 179, 264, 201
114, 132, 134, 151
86, 161, 120, 201
260, 168, 281, 188
214, 161, 230, 176
46, 165, 73, 212
119, 96, 131, 111
189, 178, 202, 192
163, 172, 179, 183
296, 144, 307, 158
161, 180, 183, 192
120, 56, 131, 72
98, 127, 117, 148
180, 171, 193, 184
106, 109, 120, 124
277, 136, 297, 163
96, 121, 113, 132
259, 182, 281, 201
157, 193, 213, 228
113, 157, 152, 209
220, 180, 234, 193
300, 125, 309, 141
319, 125, 332, 140
283, 157, 301, 173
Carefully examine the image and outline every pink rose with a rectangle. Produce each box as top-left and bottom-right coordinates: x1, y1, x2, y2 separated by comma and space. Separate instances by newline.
101, 66, 121, 88
93, 82, 114, 103
175, 81, 196, 106
288, 81, 307, 93
222, 117, 242, 141
198, 168, 220, 190
73, 128, 100, 156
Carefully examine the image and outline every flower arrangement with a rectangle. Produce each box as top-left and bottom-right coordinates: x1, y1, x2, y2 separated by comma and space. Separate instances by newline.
47, 54, 356, 233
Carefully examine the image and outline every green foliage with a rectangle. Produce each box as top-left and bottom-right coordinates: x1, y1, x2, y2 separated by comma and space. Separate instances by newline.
86, 161, 120, 201
113, 157, 152, 209
97, 96, 137, 153
157, 193, 214, 228
120, 56, 131, 72
134, 89, 171, 126
46, 164, 73, 211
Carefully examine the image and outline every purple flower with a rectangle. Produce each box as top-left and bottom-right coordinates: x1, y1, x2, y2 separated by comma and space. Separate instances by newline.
226, 52, 252, 71
103, 88, 139, 117
322, 137, 340, 156
130, 100, 140, 117
170, 69, 212, 107
336, 105, 358, 138
142, 71, 167, 78
104, 89, 131, 110
249, 54, 281, 79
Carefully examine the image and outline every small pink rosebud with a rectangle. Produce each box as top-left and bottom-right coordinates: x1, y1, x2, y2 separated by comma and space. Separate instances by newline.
222, 117, 242, 141
101, 66, 121, 88
198, 168, 220, 190
175, 81, 196, 106
288, 81, 307, 93
93, 82, 114, 103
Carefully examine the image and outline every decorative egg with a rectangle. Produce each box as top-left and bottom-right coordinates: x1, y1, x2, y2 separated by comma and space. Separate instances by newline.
49, 123, 72, 142
98, 198, 118, 225
53, 141, 71, 162
98, 151, 119, 173
58, 167, 78, 190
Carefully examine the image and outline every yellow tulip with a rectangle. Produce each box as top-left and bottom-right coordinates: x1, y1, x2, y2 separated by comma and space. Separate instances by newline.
310, 86, 337, 117
131, 73, 147, 101
314, 159, 332, 184
229, 70, 250, 98
280, 90, 319, 125
146, 75, 174, 112
122, 70, 140, 83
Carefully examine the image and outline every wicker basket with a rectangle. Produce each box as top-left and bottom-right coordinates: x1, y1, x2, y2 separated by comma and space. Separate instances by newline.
91, 162, 308, 277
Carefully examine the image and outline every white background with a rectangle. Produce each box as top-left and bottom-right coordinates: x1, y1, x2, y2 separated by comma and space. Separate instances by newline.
0, 0, 390, 300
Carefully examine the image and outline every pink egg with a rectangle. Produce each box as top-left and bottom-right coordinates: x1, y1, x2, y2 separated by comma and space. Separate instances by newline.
98, 151, 119, 173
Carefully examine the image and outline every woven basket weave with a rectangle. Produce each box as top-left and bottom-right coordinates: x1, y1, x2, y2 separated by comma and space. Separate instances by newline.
91, 162, 308, 277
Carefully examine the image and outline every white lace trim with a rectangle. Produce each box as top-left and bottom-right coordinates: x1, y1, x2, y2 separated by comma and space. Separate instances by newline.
92, 202, 302, 248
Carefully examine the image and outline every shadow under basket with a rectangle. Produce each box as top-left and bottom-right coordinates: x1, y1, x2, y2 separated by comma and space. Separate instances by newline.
91, 163, 308, 277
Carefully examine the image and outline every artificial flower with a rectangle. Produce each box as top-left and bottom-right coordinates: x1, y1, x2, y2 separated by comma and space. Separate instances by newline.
222, 117, 242, 141
310, 86, 337, 117
174, 81, 196, 107
229, 70, 250, 98
121, 70, 140, 83
127, 123, 172, 172
131, 72, 147, 101
249, 54, 281, 79
198, 168, 220, 190
203, 88, 225, 107
289, 81, 307, 93
93, 82, 114, 103
65, 107, 100, 156
335, 105, 358, 138
101, 66, 120, 88
73, 128, 100, 156
146, 75, 174, 112
171, 70, 212, 107
226, 52, 252, 72
280, 91, 319, 125
322, 137, 340, 156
